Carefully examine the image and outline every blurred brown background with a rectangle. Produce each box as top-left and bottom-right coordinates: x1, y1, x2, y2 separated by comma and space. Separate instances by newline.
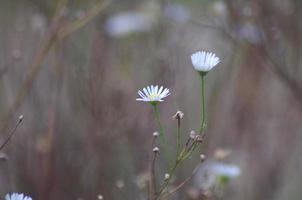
0, 0, 302, 199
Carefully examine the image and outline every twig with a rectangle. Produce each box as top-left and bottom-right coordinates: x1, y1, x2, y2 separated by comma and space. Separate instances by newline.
0, 115, 23, 151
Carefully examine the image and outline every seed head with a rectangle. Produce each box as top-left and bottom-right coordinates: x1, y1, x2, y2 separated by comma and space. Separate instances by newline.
172, 110, 184, 120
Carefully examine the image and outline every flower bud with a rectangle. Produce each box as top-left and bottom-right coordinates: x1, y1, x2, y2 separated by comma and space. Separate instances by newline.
200, 154, 206, 162
195, 135, 203, 143
190, 130, 196, 139
172, 110, 184, 120
153, 132, 159, 137
18, 115, 24, 123
164, 173, 170, 180
153, 147, 159, 153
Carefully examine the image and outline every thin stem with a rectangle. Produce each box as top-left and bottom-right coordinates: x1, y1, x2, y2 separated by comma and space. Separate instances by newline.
161, 164, 201, 198
149, 147, 158, 200
152, 104, 166, 144
199, 73, 206, 134
176, 118, 181, 157
0, 116, 23, 151
156, 160, 181, 199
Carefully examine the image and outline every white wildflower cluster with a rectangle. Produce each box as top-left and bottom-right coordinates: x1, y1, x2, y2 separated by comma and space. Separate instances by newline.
136, 51, 219, 103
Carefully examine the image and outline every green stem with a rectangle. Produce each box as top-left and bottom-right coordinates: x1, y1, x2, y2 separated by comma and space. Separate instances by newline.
153, 103, 166, 144
199, 72, 206, 134
176, 118, 181, 157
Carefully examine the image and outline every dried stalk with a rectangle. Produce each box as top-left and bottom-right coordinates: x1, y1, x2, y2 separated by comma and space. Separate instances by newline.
0, 116, 23, 151
0, 0, 111, 133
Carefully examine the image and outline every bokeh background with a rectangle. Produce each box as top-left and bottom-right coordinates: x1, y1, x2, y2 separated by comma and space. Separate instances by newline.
0, 0, 302, 199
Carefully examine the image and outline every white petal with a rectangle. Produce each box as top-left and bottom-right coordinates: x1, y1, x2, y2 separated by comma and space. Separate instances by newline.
154, 85, 158, 94
138, 90, 146, 99
147, 86, 152, 95
151, 85, 155, 94
143, 88, 149, 96
158, 86, 163, 94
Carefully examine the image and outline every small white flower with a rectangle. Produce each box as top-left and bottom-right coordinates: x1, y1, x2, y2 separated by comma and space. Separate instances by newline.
136, 85, 170, 103
5, 193, 32, 200
191, 51, 220, 72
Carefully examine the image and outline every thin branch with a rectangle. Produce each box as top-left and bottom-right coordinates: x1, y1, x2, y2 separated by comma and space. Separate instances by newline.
57, 0, 111, 40
0, 115, 23, 151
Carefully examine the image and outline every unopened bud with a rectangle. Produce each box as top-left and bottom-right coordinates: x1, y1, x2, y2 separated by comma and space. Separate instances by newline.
172, 110, 184, 120
190, 130, 196, 139
153, 132, 159, 137
164, 173, 170, 180
195, 135, 203, 143
200, 154, 206, 162
97, 195, 103, 200
18, 115, 24, 123
153, 147, 159, 153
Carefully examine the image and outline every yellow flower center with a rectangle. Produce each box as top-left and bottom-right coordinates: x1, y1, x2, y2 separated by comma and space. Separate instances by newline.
149, 93, 158, 101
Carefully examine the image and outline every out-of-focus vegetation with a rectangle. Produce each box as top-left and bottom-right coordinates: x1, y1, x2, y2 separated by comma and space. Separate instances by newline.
1, 0, 302, 199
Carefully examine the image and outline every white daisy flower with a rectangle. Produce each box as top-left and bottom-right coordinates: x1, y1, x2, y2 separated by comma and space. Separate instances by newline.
5, 193, 32, 200
136, 85, 170, 103
191, 51, 220, 72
